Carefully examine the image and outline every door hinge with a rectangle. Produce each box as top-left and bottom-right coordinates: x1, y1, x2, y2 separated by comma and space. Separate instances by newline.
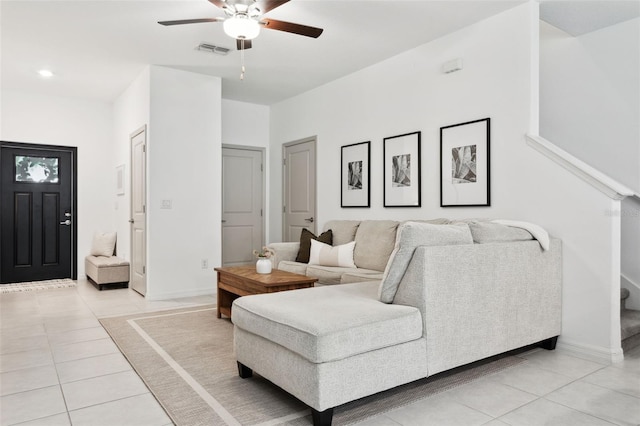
143, 265, 146, 274
283, 205, 286, 213
261, 163, 263, 172
143, 145, 146, 153
283, 158, 286, 166
260, 209, 263, 217
143, 205, 146, 213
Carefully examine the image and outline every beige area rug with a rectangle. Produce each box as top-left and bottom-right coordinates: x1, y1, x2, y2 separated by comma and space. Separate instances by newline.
100, 305, 525, 426
0, 278, 77, 294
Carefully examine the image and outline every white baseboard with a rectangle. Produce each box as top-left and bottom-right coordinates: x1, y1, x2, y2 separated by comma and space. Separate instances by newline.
557, 339, 624, 364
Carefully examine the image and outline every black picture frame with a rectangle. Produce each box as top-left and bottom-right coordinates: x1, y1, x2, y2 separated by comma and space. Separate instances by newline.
383, 131, 421, 207
341, 141, 370, 208
440, 118, 491, 207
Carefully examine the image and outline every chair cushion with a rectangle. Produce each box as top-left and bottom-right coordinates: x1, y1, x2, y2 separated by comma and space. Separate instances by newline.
232, 281, 423, 364
85, 255, 129, 267
90, 232, 116, 257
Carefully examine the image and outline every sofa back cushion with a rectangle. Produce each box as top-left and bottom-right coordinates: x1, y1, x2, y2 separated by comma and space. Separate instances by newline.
468, 222, 533, 244
379, 222, 473, 303
323, 220, 361, 246
353, 220, 399, 271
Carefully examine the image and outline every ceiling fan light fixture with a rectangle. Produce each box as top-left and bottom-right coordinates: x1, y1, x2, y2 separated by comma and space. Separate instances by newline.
223, 15, 260, 40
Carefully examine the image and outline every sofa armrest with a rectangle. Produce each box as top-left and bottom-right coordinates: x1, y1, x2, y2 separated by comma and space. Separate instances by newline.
267, 242, 300, 269
393, 238, 562, 375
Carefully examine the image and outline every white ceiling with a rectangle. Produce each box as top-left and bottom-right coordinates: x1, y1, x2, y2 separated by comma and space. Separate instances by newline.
1, 0, 638, 105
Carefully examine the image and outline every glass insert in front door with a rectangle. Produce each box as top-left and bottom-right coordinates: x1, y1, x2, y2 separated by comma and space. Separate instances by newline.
15, 156, 59, 183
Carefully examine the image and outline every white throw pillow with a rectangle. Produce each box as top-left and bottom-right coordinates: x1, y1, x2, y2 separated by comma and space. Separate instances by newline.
379, 222, 473, 303
90, 232, 117, 257
308, 239, 357, 268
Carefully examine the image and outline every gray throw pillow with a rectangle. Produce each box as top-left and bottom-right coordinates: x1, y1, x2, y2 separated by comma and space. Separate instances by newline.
378, 222, 473, 303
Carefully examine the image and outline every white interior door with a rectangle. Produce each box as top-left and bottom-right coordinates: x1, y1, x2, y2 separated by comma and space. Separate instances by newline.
130, 126, 147, 295
283, 137, 316, 242
222, 146, 264, 266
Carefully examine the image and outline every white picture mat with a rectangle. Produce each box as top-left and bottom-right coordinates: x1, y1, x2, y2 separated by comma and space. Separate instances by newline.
384, 133, 420, 207
441, 120, 488, 205
341, 142, 369, 207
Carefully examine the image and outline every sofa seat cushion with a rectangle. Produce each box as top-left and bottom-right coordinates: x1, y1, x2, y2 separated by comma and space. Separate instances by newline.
340, 271, 383, 284
306, 265, 380, 285
232, 281, 423, 364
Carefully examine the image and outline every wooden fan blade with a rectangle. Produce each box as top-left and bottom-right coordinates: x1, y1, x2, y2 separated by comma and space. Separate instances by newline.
260, 1, 290, 14
208, 0, 228, 9
158, 18, 223, 26
236, 39, 253, 50
260, 18, 323, 38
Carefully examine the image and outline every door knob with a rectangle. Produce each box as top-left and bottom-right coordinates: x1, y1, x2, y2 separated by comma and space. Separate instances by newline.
60, 220, 71, 226
129, 219, 134, 223
305, 217, 314, 223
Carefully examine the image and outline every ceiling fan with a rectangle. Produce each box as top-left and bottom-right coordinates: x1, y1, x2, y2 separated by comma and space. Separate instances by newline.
158, 0, 323, 51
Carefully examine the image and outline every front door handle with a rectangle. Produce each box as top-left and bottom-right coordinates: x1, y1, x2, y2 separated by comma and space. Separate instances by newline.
60, 220, 71, 226
305, 217, 314, 223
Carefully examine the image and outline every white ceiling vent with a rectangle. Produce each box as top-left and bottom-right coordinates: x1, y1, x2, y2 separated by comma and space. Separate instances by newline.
197, 43, 230, 55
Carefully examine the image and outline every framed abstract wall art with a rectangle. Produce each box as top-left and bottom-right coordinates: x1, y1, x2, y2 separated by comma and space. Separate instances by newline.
440, 118, 490, 207
383, 131, 421, 207
341, 141, 370, 208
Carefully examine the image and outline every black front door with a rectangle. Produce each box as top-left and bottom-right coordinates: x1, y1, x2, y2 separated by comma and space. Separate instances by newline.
1, 142, 77, 283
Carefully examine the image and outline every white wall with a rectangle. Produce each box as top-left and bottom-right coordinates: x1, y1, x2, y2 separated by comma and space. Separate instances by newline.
0, 90, 113, 278
269, 3, 624, 361
146, 66, 222, 300
112, 67, 150, 261
270, 4, 540, 236
540, 18, 640, 193
221, 99, 271, 242
222, 99, 269, 147
540, 18, 640, 308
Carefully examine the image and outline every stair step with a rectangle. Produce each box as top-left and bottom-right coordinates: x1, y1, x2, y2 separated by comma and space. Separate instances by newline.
621, 308, 640, 341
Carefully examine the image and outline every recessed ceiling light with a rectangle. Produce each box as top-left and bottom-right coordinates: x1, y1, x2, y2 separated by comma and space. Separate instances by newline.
38, 69, 54, 78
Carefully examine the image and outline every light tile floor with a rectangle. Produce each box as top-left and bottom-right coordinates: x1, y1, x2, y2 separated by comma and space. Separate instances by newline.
1, 279, 639, 426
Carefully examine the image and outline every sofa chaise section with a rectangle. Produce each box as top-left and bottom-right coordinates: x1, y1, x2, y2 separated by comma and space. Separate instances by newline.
233, 227, 562, 426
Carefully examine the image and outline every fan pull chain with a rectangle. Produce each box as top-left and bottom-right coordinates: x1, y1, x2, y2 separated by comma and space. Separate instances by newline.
240, 39, 245, 80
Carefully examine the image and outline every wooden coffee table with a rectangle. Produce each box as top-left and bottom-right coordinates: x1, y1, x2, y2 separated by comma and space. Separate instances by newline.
214, 265, 317, 319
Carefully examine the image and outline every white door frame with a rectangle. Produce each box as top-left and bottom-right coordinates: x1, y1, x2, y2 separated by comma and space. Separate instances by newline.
130, 125, 147, 296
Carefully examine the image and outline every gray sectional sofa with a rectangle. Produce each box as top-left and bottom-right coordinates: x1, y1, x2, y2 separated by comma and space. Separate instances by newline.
232, 219, 562, 426
268, 219, 449, 285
